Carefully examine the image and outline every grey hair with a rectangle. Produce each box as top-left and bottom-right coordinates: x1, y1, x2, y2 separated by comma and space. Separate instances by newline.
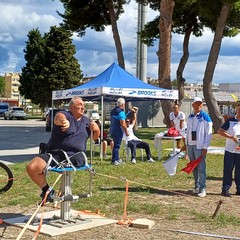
69, 96, 83, 107
117, 98, 125, 107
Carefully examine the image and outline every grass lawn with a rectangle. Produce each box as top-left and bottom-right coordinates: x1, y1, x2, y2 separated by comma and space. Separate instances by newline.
2, 127, 240, 238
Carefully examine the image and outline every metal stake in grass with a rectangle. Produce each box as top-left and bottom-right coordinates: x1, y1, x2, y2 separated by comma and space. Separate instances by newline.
212, 200, 223, 219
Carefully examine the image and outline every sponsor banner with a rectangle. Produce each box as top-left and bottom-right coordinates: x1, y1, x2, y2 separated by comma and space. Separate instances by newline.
103, 87, 178, 99
53, 87, 178, 100
52, 88, 102, 100
52, 90, 64, 99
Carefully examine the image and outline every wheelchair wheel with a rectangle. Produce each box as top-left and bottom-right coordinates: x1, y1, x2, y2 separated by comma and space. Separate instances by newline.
0, 162, 13, 193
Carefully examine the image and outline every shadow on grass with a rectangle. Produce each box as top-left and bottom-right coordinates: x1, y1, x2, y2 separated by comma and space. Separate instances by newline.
207, 176, 223, 181
100, 186, 195, 197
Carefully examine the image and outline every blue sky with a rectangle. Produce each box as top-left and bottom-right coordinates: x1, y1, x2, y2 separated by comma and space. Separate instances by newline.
1, 0, 240, 84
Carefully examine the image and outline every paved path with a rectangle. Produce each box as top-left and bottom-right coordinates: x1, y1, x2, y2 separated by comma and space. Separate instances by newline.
0, 118, 50, 164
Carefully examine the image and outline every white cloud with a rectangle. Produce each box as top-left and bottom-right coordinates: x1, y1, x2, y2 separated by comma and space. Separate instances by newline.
0, 1, 63, 74
0, 0, 240, 85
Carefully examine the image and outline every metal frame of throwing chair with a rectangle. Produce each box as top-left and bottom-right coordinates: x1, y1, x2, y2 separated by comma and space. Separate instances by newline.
40, 148, 95, 228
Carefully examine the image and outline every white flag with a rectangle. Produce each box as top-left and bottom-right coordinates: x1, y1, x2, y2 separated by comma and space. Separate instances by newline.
162, 152, 181, 176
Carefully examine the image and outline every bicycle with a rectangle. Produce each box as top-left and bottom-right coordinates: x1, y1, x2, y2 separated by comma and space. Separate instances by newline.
0, 161, 13, 193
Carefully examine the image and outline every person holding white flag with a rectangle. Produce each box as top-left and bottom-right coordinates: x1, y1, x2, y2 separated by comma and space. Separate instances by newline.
182, 97, 212, 198
163, 152, 181, 176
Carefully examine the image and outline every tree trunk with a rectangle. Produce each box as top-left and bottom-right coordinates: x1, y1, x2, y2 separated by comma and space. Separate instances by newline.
107, 0, 125, 69
158, 0, 175, 127
177, 27, 192, 105
203, 4, 230, 133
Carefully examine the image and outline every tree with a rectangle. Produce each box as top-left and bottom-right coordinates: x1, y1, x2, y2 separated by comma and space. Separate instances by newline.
201, 0, 240, 132
137, 0, 240, 131
174, 1, 204, 104
0, 76, 5, 96
19, 29, 45, 105
158, 0, 175, 127
136, 0, 175, 126
58, 0, 128, 69
137, 0, 204, 104
20, 26, 82, 107
43, 26, 82, 106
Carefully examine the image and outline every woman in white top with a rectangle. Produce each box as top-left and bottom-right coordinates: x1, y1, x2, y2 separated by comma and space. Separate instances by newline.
169, 103, 187, 149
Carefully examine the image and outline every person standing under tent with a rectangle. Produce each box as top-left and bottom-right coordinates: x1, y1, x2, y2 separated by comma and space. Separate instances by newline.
110, 98, 128, 165
169, 103, 187, 149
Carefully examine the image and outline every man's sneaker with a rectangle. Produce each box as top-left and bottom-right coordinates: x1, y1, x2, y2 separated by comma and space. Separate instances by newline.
112, 161, 120, 166
221, 190, 231, 197
117, 159, 123, 163
197, 189, 207, 198
147, 158, 155, 163
112, 159, 124, 165
132, 158, 136, 164
192, 188, 199, 194
40, 188, 55, 205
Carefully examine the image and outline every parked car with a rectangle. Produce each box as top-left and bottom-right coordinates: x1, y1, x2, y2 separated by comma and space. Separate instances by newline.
4, 107, 27, 120
43, 107, 50, 121
46, 108, 65, 132
0, 102, 9, 116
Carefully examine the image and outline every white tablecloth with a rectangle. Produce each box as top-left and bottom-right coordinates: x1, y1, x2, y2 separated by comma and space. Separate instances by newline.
154, 133, 182, 160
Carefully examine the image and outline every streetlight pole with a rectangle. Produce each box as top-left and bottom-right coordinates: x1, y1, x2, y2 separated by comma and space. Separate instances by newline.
195, 89, 198, 97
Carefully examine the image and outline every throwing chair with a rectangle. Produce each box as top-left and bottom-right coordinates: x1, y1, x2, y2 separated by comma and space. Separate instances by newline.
39, 145, 94, 227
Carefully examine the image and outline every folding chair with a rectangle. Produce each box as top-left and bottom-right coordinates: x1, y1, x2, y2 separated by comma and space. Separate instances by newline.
122, 140, 144, 162
92, 138, 101, 157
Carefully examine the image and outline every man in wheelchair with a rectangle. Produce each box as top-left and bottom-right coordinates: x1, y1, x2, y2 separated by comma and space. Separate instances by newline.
26, 97, 100, 204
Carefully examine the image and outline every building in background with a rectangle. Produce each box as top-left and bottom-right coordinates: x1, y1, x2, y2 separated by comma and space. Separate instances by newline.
219, 83, 240, 92
4, 73, 21, 99
2, 73, 31, 108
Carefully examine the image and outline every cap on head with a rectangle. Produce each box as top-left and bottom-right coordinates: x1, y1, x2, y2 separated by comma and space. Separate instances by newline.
193, 97, 203, 104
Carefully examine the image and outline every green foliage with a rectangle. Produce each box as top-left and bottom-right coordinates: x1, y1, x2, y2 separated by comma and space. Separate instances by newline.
19, 29, 45, 106
0, 76, 5, 96
138, 17, 159, 46
20, 27, 82, 108
137, 0, 204, 46
194, 0, 240, 37
58, 0, 128, 36
43, 26, 82, 104
138, 0, 240, 45
171, 79, 178, 86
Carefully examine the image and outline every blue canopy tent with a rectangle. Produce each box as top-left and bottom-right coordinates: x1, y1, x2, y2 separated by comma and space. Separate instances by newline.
52, 63, 178, 158
52, 62, 178, 102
